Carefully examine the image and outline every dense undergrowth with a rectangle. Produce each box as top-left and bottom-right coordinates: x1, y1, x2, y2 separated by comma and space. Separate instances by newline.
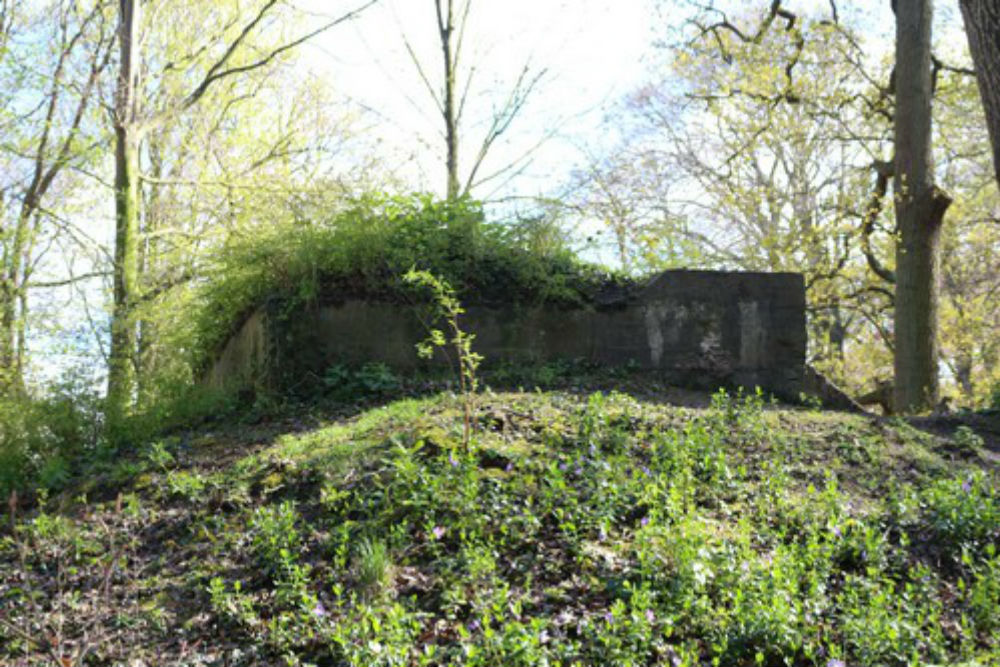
2, 388, 998, 666
193, 194, 618, 371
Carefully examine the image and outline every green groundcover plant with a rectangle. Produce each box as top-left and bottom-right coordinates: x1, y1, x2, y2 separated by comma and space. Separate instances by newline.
2, 389, 998, 666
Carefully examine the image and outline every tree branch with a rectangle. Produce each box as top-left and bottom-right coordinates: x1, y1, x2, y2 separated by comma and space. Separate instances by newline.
179, 0, 378, 112
860, 159, 896, 284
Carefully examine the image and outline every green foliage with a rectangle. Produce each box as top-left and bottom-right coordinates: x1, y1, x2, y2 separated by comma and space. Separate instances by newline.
250, 501, 302, 575
191, 193, 606, 372
354, 536, 393, 596
4, 389, 1000, 665
323, 362, 401, 400
0, 371, 102, 497
963, 545, 1000, 639
922, 470, 1000, 553
404, 269, 483, 450
990, 382, 1000, 411
164, 469, 207, 503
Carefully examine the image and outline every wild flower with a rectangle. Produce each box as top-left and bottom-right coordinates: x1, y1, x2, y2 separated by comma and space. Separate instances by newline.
432, 526, 446, 539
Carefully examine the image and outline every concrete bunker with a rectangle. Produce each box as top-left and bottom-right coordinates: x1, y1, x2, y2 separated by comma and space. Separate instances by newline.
206, 269, 810, 401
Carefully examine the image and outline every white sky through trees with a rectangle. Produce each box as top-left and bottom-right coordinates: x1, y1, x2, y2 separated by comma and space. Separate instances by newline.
22, 0, 976, 389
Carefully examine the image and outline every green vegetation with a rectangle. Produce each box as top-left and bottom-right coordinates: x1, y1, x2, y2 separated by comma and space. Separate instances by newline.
191, 194, 614, 371
2, 389, 998, 665
0, 372, 102, 496
404, 268, 485, 450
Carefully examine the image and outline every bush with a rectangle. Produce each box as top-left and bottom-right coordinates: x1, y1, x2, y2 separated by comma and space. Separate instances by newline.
189, 193, 613, 372
0, 372, 102, 497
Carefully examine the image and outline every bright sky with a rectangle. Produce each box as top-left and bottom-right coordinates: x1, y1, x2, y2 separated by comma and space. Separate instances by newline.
296, 0, 964, 202
301, 0, 657, 200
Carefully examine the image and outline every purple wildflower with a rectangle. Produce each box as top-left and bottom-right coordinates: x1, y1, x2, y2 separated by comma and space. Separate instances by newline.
312, 601, 327, 617
449, 453, 459, 467
641, 466, 652, 477
505, 461, 514, 472
962, 477, 973, 493
640, 516, 650, 527
645, 609, 655, 624
468, 619, 481, 631
432, 526, 446, 539
604, 610, 614, 624
559, 462, 568, 472
832, 525, 842, 539
826, 660, 846, 667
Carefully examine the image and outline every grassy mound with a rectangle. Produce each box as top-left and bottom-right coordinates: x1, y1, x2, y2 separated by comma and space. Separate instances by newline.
1, 389, 998, 666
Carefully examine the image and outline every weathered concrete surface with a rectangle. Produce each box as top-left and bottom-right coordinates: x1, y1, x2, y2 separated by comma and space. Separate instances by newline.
207, 269, 808, 400
204, 310, 270, 392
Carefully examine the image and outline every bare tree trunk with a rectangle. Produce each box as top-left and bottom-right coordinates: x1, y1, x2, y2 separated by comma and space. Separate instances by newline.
106, 0, 140, 422
892, 0, 952, 413
436, 0, 459, 200
137, 137, 164, 404
959, 0, 1000, 187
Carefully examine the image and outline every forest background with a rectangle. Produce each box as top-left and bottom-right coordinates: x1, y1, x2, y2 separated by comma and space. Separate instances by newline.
1, 0, 998, 490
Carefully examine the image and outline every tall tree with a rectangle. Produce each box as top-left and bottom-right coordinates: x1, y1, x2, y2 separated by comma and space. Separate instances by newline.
106, 0, 376, 421
107, 0, 140, 421
0, 0, 113, 395
403, 0, 544, 200
958, 0, 1000, 187
892, 0, 951, 413
589, 2, 897, 390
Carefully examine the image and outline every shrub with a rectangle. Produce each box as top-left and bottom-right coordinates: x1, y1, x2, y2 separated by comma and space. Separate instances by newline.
189, 193, 612, 373
0, 370, 102, 497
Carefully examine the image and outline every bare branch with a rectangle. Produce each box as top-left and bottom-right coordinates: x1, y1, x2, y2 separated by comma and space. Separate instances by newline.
179, 0, 378, 112
28, 270, 111, 289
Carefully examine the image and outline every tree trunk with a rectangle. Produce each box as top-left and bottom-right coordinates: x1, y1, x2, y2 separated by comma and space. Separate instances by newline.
892, 0, 952, 413
959, 0, 1000, 187
1, 207, 35, 396
106, 0, 140, 423
436, 0, 459, 201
